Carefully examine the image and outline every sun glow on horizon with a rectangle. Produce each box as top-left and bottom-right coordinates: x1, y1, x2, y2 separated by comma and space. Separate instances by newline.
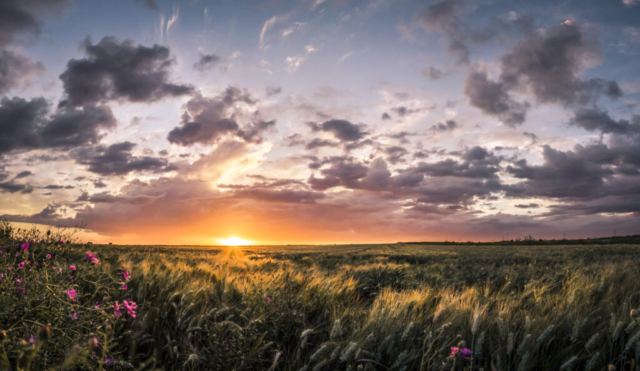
217, 237, 254, 246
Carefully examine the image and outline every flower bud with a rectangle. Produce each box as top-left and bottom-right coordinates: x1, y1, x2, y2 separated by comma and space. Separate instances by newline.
0, 331, 6, 341
608, 365, 616, 371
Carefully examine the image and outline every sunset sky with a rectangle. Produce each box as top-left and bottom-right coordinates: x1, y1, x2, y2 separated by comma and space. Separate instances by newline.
1, 0, 639, 245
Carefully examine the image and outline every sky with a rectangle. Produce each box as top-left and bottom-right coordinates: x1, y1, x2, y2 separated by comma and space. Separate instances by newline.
0, 0, 639, 245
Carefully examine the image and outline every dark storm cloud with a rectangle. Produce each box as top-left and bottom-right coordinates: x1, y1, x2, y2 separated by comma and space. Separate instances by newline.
71, 141, 174, 176
417, 0, 468, 64
464, 22, 622, 126
0, 97, 116, 155
431, 120, 458, 132
59, 36, 193, 107
381, 112, 391, 120
193, 54, 221, 72
308, 119, 368, 142
0, 50, 44, 94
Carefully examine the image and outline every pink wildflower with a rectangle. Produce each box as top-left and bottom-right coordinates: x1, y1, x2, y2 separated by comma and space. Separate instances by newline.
450, 347, 473, 360
120, 282, 128, 290
27, 335, 36, 344
69, 312, 78, 319
104, 356, 115, 365
0, 273, 3, 280
122, 300, 137, 318
58, 267, 62, 273
46, 254, 51, 259
121, 270, 131, 281
15, 278, 21, 284
66, 288, 78, 302
267, 297, 271, 303
91, 336, 100, 348
94, 302, 101, 309
69, 265, 76, 271
114, 301, 123, 318
84, 251, 99, 264
20, 243, 29, 251
17, 287, 25, 294
18, 262, 25, 269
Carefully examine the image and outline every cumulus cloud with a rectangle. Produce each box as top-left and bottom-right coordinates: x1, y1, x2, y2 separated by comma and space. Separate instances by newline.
58, 36, 193, 107
0, 97, 116, 155
0, 50, 44, 94
464, 21, 622, 126
71, 141, 175, 176
417, 0, 468, 64
167, 87, 273, 146
193, 53, 221, 72
308, 119, 368, 142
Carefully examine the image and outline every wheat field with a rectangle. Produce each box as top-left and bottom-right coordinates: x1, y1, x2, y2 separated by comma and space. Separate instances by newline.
1, 222, 640, 370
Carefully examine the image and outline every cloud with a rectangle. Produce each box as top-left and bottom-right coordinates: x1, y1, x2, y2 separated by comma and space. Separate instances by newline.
381, 112, 391, 120
137, 0, 159, 11
0, 181, 32, 194
0, 97, 116, 155
193, 54, 221, 72
0, 50, 44, 94
623, 0, 640, 7
569, 108, 640, 135
431, 120, 458, 132
260, 14, 289, 49
14, 170, 33, 179
71, 141, 174, 176
306, 138, 339, 150
308, 119, 369, 142
58, 36, 193, 107
167, 87, 269, 146
0, 0, 70, 47
281, 22, 306, 38
464, 21, 622, 126
505, 145, 613, 199
417, 0, 468, 64
285, 44, 317, 73
422, 66, 447, 81
266, 86, 282, 96
464, 68, 530, 127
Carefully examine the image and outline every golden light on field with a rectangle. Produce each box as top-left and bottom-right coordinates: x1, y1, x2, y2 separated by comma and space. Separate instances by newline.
217, 236, 253, 246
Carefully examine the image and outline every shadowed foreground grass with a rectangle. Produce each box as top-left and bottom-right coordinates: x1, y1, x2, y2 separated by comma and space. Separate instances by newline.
2, 223, 640, 370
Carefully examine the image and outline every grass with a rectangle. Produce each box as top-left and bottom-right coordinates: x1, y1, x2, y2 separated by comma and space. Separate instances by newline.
2, 222, 640, 370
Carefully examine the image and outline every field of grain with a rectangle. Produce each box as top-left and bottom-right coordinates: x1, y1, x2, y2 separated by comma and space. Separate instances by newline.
2, 222, 640, 370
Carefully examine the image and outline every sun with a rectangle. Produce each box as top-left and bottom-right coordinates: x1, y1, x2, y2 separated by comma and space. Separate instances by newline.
217, 236, 253, 246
